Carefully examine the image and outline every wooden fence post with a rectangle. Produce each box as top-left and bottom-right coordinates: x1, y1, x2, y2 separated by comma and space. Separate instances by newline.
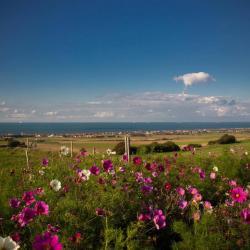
70, 141, 73, 157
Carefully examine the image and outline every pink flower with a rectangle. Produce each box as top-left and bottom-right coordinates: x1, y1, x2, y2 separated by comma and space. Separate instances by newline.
193, 193, 203, 202
230, 187, 248, 203
34, 187, 44, 195
17, 207, 36, 227
143, 177, 153, 184
204, 201, 213, 210
33, 232, 62, 250
9, 198, 21, 208
89, 165, 100, 176
210, 172, 216, 180
176, 187, 185, 196
240, 208, 250, 224
34, 201, 49, 216
178, 200, 188, 210
153, 209, 166, 230
133, 156, 142, 166
135, 172, 144, 183
229, 180, 237, 187
22, 191, 36, 206
188, 187, 198, 195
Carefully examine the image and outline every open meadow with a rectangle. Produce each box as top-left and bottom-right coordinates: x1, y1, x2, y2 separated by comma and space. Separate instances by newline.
0, 133, 250, 249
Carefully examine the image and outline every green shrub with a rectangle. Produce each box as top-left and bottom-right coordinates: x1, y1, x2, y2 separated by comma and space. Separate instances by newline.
113, 142, 137, 155
187, 143, 202, 148
208, 134, 237, 145
7, 138, 25, 148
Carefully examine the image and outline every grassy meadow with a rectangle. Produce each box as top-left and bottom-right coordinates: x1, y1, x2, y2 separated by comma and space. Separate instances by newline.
0, 132, 250, 249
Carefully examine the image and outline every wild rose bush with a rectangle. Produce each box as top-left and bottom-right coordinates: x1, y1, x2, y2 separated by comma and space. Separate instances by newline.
0, 147, 250, 249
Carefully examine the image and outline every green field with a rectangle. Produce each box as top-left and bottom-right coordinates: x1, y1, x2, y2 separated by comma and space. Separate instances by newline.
0, 134, 250, 249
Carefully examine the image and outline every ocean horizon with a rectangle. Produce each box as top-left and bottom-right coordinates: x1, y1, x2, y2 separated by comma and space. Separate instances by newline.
1, 122, 250, 135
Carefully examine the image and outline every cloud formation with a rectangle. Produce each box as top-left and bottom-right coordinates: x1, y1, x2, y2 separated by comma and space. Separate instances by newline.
0, 92, 250, 122
174, 72, 214, 87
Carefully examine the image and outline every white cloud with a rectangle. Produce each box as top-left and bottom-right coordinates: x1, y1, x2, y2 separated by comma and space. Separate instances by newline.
94, 111, 114, 118
44, 111, 58, 116
0, 107, 9, 112
174, 72, 214, 87
31, 110, 36, 114
7, 113, 28, 119
0, 101, 6, 106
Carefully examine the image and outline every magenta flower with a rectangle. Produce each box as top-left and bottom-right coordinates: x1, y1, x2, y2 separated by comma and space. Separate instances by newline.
141, 185, 153, 194
47, 224, 60, 233
22, 191, 36, 206
17, 207, 36, 227
143, 177, 153, 184
89, 165, 100, 176
178, 200, 188, 210
9, 198, 21, 208
33, 232, 62, 250
102, 159, 113, 172
35, 201, 49, 216
164, 182, 172, 191
42, 158, 49, 167
240, 208, 250, 224
138, 213, 151, 221
69, 232, 82, 243
199, 170, 206, 180
230, 187, 248, 203
96, 208, 106, 217
153, 209, 166, 230
133, 156, 142, 166
176, 187, 185, 196
122, 154, 128, 162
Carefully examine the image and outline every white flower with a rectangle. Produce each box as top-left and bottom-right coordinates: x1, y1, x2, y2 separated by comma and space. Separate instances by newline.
245, 151, 248, 156
111, 151, 116, 155
60, 146, 69, 156
106, 149, 112, 155
50, 179, 61, 191
82, 169, 91, 180
213, 166, 218, 172
230, 148, 235, 154
0, 236, 20, 250
39, 170, 45, 175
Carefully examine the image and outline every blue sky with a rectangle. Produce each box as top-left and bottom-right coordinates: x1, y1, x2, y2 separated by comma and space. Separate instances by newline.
0, 0, 250, 122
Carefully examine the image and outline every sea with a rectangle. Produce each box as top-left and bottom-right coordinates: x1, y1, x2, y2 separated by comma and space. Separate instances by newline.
0, 122, 250, 135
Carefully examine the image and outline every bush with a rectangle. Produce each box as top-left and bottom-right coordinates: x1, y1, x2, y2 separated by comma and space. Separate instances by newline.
161, 141, 180, 152
208, 134, 237, 145
187, 143, 202, 148
137, 145, 152, 154
113, 142, 137, 155
7, 139, 25, 148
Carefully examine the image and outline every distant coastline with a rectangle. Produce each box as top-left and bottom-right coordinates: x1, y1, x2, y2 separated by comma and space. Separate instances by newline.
1, 122, 250, 136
